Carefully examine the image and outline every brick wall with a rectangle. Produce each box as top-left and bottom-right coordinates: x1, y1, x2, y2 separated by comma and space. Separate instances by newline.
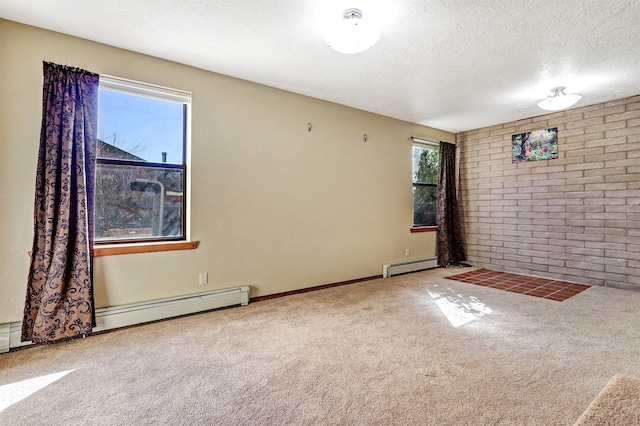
457, 95, 640, 290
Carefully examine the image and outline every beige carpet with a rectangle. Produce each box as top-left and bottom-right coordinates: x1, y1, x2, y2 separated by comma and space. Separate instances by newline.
574, 374, 640, 425
1, 267, 640, 425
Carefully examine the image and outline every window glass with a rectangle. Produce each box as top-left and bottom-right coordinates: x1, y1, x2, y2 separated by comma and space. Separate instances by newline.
98, 89, 184, 164
95, 79, 189, 243
412, 144, 439, 226
95, 164, 184, 240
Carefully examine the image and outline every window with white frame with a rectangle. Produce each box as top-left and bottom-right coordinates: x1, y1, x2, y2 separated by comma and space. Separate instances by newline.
95, 77, 190, 243
412, 142, 439, 226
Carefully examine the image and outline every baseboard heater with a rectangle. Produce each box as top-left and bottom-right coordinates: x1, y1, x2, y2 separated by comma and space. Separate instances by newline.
1, 286, 249, 353
382, 257, 439, 278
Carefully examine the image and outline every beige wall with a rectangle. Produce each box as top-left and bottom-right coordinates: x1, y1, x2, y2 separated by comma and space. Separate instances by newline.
457, 95, 640, 291
0, 20, 454, 323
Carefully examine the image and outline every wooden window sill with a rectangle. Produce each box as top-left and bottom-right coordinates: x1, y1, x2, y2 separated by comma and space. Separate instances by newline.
93, 240, 199, 257
410, 226, 437, 233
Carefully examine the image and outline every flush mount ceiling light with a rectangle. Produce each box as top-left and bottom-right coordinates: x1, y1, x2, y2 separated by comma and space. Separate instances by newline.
324, 8, 381, 54
537, 86, 582, 111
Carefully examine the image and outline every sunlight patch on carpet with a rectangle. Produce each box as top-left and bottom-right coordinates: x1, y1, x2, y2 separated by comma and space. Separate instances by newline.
428, 285, 493, 327
0, 369, 75, 412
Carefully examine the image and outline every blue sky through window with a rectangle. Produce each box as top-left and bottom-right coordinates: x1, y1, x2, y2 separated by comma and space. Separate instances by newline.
98, 88, 184, 164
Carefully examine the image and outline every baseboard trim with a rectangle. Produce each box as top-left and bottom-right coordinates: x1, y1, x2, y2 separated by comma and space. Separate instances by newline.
250, 275, 382, 303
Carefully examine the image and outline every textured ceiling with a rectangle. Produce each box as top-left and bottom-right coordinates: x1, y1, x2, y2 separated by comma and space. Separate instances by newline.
1, 0, 639, 132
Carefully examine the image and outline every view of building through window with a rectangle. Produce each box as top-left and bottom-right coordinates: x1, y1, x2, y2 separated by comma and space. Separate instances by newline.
412, 144, 439, 226
95, 79, 189, 242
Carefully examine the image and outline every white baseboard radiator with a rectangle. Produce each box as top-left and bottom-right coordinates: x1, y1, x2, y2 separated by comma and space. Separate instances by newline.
1, 286, 250, 353
382, 257, 439, 278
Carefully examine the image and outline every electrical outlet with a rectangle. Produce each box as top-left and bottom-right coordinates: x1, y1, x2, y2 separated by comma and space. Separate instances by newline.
199, 272, 208, 285
405, 248, 410, 257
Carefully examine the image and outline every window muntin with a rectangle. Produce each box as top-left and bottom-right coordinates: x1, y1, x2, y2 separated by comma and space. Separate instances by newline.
95, 78, 190, 243
412, 143, 439, 227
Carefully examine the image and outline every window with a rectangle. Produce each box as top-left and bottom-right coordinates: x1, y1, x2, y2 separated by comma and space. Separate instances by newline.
412, 142, 439, 227
95, 77, 190, 243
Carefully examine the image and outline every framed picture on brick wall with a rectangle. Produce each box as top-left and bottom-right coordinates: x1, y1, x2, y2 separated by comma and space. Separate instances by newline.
512, 127, 558, 163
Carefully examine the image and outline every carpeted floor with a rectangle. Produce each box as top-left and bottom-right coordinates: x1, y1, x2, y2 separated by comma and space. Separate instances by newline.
574, 374, 640, 425
1, 267, 639, 425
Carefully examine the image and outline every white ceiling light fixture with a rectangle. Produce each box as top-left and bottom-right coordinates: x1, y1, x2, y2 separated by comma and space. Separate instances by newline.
324, 8, 381, 54
537, 86, 582, 111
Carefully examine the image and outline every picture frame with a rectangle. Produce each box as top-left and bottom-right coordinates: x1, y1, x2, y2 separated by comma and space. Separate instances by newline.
512, 127, 558, 163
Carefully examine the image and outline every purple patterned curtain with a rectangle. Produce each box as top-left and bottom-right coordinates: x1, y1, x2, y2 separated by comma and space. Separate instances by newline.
437, 141, 466, 266
22, 62, 99, 343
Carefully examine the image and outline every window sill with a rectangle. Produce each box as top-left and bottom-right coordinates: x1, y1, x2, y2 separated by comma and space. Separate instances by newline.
410, 226, 437, 233
93, 240, 199, 257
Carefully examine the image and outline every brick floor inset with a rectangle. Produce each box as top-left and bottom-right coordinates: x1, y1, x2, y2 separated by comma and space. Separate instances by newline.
445, 269, 590, 301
